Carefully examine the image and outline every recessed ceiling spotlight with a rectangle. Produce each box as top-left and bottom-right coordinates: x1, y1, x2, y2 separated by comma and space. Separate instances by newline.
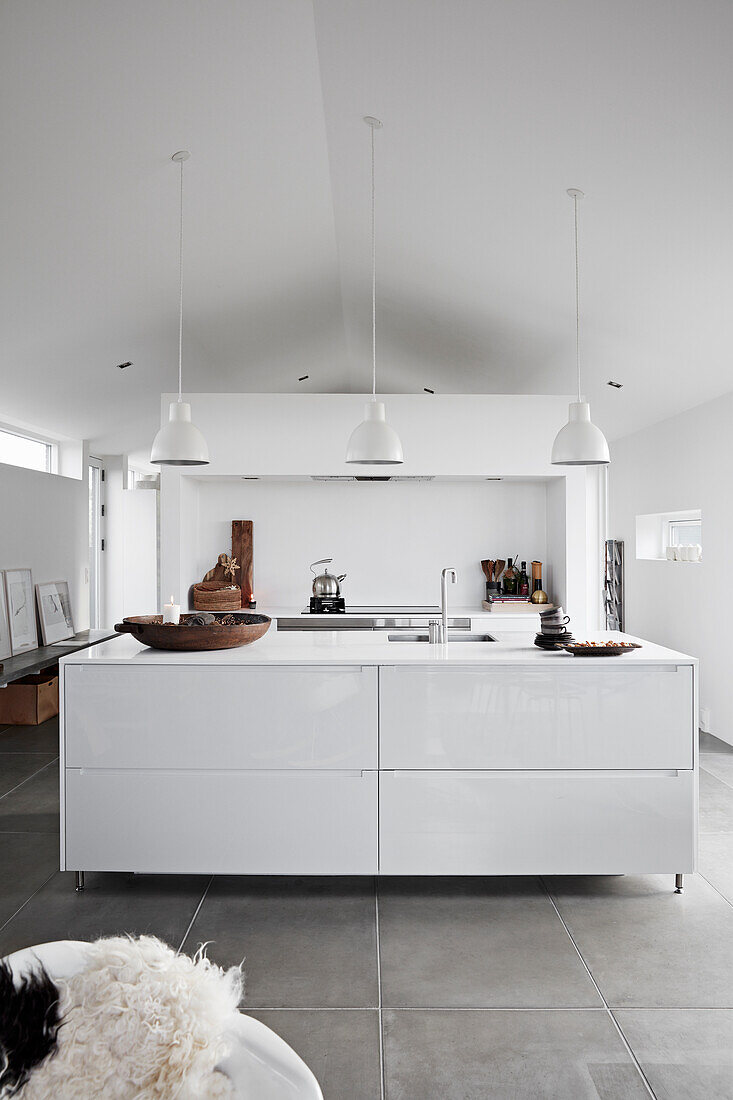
424, 387, 435, 394
607, 380, 623, 389
117, 361, 132, 369
241, 476, 259, 480
298, 375, 309, 382
486, 477, 503, 481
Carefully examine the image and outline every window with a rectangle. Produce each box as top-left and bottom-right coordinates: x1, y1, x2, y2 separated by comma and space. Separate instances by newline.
667, 518, 702, 548
0, 427, 55, 473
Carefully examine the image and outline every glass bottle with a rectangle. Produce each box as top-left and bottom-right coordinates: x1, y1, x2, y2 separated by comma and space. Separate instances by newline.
503, 558, 518, 595
519, 561, 529, 597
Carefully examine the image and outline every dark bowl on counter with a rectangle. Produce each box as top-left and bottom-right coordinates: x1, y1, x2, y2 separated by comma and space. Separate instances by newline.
114, 612, 271, 651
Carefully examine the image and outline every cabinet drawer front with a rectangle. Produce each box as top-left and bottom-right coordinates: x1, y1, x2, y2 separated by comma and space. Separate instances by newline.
379, 770, 695, 876
64, 665, 377, 770
64, 769, 377, 874
379, 665, 694, 770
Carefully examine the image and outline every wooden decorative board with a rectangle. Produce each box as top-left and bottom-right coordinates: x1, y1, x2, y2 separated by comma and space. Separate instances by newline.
231, 520, 254, 607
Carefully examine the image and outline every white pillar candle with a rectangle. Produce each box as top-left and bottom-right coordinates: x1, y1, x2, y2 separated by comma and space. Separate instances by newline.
163, 595, 180, 624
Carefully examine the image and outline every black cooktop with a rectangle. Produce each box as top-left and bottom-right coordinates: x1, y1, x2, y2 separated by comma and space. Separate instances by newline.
303, 605, 442, 614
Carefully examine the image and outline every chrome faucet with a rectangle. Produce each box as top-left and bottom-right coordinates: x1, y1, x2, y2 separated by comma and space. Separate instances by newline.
440, 567, 457, 642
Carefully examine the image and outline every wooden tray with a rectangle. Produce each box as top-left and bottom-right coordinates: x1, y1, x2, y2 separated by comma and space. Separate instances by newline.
559, 642, 641, 657
114, 613, 271, 651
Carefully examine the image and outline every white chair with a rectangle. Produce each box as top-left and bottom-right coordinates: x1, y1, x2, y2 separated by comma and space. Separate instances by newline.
4, 941, 323, 1100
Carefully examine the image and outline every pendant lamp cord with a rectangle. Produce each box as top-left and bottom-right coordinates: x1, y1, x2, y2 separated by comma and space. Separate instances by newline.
573, 191, 581, 404
177, 155, 184, 403
370, 121, 377, 400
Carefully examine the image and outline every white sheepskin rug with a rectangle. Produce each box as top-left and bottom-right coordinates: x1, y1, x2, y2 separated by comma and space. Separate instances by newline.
18, 935, 243, 1100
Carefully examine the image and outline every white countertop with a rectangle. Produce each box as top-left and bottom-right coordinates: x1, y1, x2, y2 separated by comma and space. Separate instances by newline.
61, 629, 696, 668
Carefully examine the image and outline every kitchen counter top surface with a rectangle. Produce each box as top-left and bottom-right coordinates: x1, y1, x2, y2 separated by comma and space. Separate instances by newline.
60, 629, 696, 668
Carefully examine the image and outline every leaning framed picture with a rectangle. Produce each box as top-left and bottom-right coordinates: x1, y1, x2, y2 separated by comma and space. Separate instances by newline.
4, 569, 38, 654
0, 577, 11, 661
36, 580, 75, 646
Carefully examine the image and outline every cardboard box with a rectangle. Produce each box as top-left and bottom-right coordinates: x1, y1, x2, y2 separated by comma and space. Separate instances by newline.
0, 669, 59, 726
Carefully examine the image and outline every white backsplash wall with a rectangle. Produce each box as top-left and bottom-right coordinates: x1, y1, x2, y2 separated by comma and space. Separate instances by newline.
193, 479, 549, 608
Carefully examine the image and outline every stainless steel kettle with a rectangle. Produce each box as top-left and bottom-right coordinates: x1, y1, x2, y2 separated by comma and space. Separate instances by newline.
310, 559, 346, 597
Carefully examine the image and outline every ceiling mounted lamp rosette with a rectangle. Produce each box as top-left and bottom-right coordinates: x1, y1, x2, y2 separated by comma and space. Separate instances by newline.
151, 151, 209, 466
346, 117, 404, 465
551, 189, 609, 467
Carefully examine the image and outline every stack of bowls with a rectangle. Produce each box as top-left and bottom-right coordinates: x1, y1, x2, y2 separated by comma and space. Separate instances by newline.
534, 606, 574, 649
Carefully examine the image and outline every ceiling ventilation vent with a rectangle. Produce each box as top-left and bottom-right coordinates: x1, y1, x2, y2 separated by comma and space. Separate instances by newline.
310, 475, 435, 483
305, 473, 431, 481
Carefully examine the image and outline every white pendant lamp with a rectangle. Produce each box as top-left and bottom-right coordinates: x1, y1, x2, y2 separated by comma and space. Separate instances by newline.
151, 151, 209, 466
551, 189, 609, 466
346, 117, 403, 465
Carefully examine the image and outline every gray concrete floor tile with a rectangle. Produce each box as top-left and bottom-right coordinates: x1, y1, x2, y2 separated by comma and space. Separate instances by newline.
0, 759, 59, 832
0, 754, 55, 798
0, 871, 209, 956
699, 769, 733, 833
379, 877, 601, 1008
249, 1010, 381, 1100
0, 832, 58, 929
0, 717, 59, 754
548, 873, 733, 1007
699, 832, 733, 905
383, 1009, 649, 1099
183, 876, 379, 1008
701, 753, 733, 791
700, 732, 733, 755
616, 1008, 733, 1098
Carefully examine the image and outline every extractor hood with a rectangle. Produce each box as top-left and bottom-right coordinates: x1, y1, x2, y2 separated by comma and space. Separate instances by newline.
310, 475, 435, 483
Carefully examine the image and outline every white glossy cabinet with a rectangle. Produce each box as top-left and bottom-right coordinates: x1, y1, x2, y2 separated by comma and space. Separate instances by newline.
65, 665, 377, 770
65, 768, 377, 875
60, 653, 696, 879
379, 665, 693, 770
379, 770, 695, 875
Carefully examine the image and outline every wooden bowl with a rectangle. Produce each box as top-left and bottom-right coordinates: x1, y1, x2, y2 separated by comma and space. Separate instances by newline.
114, 613, 271, 651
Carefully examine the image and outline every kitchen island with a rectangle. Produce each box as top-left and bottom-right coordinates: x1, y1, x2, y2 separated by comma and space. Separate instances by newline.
59, 629, 697, 891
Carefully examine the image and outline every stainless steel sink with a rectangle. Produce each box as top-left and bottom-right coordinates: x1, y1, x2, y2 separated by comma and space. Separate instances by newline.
387, 633, 496, 643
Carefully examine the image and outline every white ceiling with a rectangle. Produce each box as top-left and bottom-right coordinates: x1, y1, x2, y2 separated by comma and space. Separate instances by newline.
2, 0, 732, 463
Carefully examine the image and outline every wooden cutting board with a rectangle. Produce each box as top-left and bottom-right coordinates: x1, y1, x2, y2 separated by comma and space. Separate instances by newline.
231, 520, 254, 607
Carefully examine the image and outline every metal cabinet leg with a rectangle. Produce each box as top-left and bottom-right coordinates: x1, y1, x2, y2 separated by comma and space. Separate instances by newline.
75, 871, 85, 892
675, 873, 684, 893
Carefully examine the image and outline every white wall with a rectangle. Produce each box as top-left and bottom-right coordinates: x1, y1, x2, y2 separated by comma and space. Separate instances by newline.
610, 392, 728, 741
0, 462, 89, 637
160, 392, 577, 477
159, 394, 599, 626
192, 479, 549, 608
102, 456, 158, 627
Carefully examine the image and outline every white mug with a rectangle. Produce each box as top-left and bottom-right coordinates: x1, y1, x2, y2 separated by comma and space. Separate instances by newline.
666, 546, 677, 560
687, 544, 702, 562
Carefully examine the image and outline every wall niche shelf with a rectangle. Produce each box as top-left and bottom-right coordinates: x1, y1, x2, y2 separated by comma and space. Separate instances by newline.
635, 509, 702, 562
